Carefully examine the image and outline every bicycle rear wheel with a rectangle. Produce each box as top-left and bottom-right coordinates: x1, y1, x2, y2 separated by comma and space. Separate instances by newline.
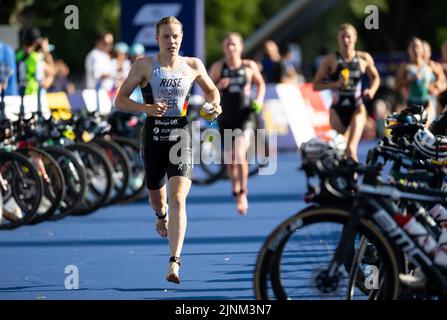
17, 147, 65, 224
42, 146, 87, 219
254, 207, 400, 300
67, 142, 113, 215
92, 137, 131, 205
111, 136, 146, 203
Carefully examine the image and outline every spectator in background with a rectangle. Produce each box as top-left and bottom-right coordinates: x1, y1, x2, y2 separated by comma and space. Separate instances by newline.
48, 59, 75, 95
276, 44, 300, 84
36, 37, 55, 89
288, 43, 302, 73
110, 42, 144, 133
127, 43, 146, 103
259, 40, 282, 83
129, 43, 146, 64
422, 40, 446, 115
85, 32, 114, 91
112, 42, 131, 91
0, 38, 18, 95
16, 27, 54, 95
111, 42, 145, 136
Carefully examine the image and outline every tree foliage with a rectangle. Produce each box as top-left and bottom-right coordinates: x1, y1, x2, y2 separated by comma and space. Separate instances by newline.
204, 0, 290, 64
0, 0, 21, 24
9, 0, 288, 72
11, 0, 119, 75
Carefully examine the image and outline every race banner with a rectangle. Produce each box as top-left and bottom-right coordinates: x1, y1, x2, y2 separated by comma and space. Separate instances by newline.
261, 83, 332, 150
120, 0, 205, 61
299, 82, 332, 136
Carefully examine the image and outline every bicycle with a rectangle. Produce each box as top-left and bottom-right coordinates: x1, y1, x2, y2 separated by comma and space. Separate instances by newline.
72, 109, 131, 205
254, 153, 447, 300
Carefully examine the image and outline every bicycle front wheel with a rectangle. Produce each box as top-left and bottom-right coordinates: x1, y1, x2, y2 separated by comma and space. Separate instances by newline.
0, 151, 44, 230
254, 207, 400, 300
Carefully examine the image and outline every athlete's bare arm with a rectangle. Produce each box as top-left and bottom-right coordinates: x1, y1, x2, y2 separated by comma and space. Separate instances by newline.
209, 60, 230, 91
115, 57, 168, 117
246, 59, 266, 102
209, 60, 223, 83
313, 54, 343, 91
395, 62, 413, 91
188, 57, 222, 116
430, 60, 446, 94
361, 52, 380, 100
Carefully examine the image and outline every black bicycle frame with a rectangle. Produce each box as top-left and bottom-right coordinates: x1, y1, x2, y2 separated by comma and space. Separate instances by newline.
369, 197, 447, 297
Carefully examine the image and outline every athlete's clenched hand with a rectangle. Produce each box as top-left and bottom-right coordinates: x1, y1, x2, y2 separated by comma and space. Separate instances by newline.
208, 102, 223, 118
147, 102, 168, 117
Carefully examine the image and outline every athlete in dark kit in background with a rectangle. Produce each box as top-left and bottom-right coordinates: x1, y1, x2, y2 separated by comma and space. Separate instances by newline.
313, 23, 380, 161
209, 32, 265, 215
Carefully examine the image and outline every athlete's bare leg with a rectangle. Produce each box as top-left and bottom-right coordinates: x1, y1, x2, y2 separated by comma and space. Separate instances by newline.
148, 186, 168, 238
234, 135, 248, 215
226, 161, 241, 195
330, 107, 366, 162
425, 100, 436, 127
329, 108, 348, 137
345, 106, 367, 162
165, 175, 191, 284
226, 143, 241, 194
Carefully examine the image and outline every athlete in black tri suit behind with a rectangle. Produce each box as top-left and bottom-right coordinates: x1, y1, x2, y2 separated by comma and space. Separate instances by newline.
115, 16, 222, 285
209, 32, 265, 215
313, 23, 380, 161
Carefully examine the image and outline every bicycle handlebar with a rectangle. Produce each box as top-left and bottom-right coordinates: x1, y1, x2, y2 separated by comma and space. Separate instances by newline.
310, 153, 447, 204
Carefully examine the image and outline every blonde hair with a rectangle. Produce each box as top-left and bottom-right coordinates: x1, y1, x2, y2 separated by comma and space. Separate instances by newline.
338, 23, 357, 37
224, 32, 244, 44
422, 40, 431, 52
409, 36, 423, 47
407, 36, 423, 53
156, 16, 183, 35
